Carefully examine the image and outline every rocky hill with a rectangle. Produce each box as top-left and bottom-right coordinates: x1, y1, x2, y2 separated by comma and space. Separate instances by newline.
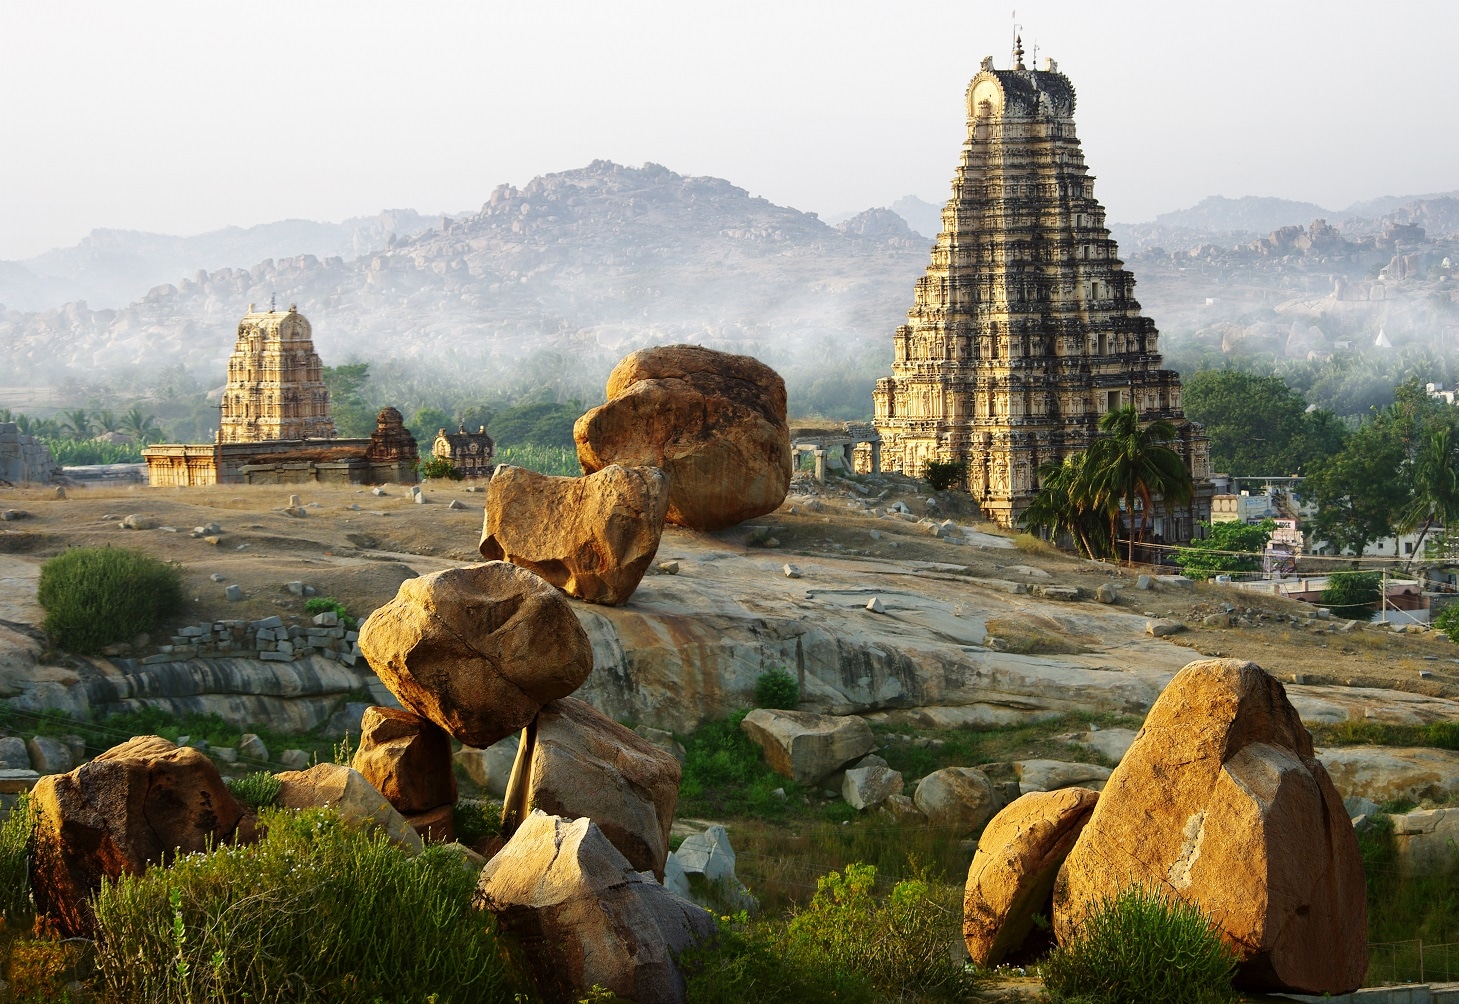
0, 162, 928, 412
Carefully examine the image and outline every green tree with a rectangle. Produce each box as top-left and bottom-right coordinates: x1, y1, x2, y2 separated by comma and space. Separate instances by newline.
119, 406, 163, 444
407, 407, 453, 445
1321, 571, 1383, 621
1399, 425, 1459, 568
93, 409, 120, 434
1021, 453, 1117, 560
1183, 369, 1346, 476
1085, 406, 1194, 564
1175, 519, 1277, 578
322, 362, 377, 438
489, 401, 581, 448
59, 408, 92, 439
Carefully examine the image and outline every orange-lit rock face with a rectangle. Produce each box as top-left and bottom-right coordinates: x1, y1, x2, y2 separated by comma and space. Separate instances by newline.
575, 344, 791, 532
1053, 659, 1367, 995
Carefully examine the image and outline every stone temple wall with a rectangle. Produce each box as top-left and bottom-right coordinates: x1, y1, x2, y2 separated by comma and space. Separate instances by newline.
0, 423, 55, 484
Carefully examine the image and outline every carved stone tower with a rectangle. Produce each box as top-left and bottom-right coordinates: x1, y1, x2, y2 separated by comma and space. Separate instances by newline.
873, 51, 1211, 537
219, 304, 336, 443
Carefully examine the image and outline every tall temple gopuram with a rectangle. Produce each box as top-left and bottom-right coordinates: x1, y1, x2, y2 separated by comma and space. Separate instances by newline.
873, 45, 1212, 540
219, 304, 335, 443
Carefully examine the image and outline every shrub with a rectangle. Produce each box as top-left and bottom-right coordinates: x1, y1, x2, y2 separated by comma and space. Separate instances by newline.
1320, 571, 1382, 622
753, 669, 799, 710
1436, 603, 1459, 643
1, 792, 35, 927
92, 807, 527, 1003
5, 937, 86, 1003
922, 458, 967, 492
452, 800, 503, 848
37, 547, 185, 655
224, 771, 282, 811
303, 595, 356, 629
1041, 884, 1237, 1004
417, 455, 464, 480
683, 912, 877, 1004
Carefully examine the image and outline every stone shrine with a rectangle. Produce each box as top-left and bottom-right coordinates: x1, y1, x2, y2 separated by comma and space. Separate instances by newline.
432, 426, 496, 478
873, 46, 1211, 537
219, 304, 335, 444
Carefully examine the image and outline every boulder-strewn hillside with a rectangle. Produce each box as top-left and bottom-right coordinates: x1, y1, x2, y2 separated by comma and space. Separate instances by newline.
0, 162, 928, 407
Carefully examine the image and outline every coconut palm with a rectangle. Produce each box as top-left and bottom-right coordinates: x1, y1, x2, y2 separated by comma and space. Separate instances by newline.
119, 407, 163, 444
1085, 405, 1195, 564
1399, 425, 1459, 568
59, 409, 92, 440
93, 409, 120, 434
1021, 454, 1117, 560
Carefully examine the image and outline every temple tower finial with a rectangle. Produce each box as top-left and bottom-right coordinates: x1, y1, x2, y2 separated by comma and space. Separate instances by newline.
1014, 34, 1025, 70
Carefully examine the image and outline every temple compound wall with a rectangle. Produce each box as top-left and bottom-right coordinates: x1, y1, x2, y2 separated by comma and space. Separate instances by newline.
0, 423, 55, 484
872, 49, 1211, 540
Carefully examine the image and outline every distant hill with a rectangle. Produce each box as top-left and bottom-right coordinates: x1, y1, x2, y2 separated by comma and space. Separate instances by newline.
888, 196, 943, 240
1152, 195, 1333, 234
0, 210, 447, 312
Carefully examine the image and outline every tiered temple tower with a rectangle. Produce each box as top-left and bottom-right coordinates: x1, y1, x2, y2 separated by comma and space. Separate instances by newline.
873, 46, 1211, 539
219, 304, 336, 443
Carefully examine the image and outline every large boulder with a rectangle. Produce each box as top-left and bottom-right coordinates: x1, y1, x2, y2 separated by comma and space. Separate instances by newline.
740, 708, 875, 786
574, 345, 792, 531
474, 811, 716, 1004
527, 698, 681, 879
274, 762, 424, 853
1053, 659, 1367, 995
357, 563, 594, 748
842, 762, 905, 810
350, 706, 457, 815
963, 788, 1099, 967
914, 767, 997, 836
480, 464, 670, 606
1013, 759, 1112, 794
28, 736, 259, 936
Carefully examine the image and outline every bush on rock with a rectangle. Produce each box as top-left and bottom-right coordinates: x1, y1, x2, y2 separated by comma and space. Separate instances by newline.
753, 669, 799, 710
37, 547, 184, 655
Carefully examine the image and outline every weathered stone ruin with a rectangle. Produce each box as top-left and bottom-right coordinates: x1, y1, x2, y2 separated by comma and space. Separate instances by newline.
0, 421, 55, 484
872, 51, 1212, 535
144, 305, 417, 486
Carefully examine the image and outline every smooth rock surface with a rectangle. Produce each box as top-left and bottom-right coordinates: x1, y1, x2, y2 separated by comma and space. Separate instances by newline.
474, 811, 716, 1004
964, 788, 1099, 967
1053, 659, 1367, 995
480, 464, 671, 605
29, 736, 258, 936
274, 762, 424, 853
454, 734, 519, 798
914, 766, 997, 836
740, 708, 875, 786
357, 562, 594, 748
574, 344, 792, 531
1013, 759, 1112, 794
528, 697, 682, 879
1315, 746, 1459, 805
350, 706, 457, 815
26, 735, 74, 774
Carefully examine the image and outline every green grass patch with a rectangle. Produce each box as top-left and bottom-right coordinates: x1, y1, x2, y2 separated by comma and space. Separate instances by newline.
494, 444, 581, 477
678, 710, 802, 820
1040, 885, 1238, 1004
870, 712, 1135, 782
1310, 718, 1459, 751
37, 547, 185, 655
224, 771, 282, 811
91, 806, 529, 1003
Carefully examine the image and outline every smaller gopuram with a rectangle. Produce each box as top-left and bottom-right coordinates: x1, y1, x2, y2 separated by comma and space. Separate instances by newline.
220, 304, 335, 443
432, 426, 496, 478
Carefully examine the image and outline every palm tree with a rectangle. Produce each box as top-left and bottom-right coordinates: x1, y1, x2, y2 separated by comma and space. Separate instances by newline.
93, 409, 120, 434
59, 409, 92, 440
1021, 454, 1117, 560
1399, 425, 1459, 568
1085, 405, 1195, 564
120, 407, 163, 444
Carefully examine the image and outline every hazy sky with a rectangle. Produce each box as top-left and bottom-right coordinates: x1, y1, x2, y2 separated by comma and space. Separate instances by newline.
2, 0, 1456, 260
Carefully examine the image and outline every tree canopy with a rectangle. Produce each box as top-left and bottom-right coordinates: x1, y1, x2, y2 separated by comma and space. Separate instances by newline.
1181, 370, 1345, 476
1174, 519, 1277, 578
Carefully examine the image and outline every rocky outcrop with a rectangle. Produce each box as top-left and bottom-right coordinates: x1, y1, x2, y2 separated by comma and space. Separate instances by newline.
739, 708, 875, 786
1013, 759, 1112, 794
29, 736, 259, 936
474, 811, 716, 1004
480, 464, 670, 605
526, 698, 681, 879
1391, 807, 1459, 875
350, 706, 457, 815
274, 763, 423, 853
963, 788, 1098, 967
914, 766, 997, 836
574, 345, 792, 531
1053, 659, 1367, 995
357, 563, 594, 748
1316, 745, 1459, 805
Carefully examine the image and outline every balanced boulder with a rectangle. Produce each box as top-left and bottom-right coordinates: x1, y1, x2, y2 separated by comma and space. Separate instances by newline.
526, 697, 681, 879
1053, 659, 1367, 995
963, 788, 1098, 967
479, 464, 670, 606
350, 706, 457, 815
29, 736, 259, 936
914, 766, 997, 836
275, 762, 423, 853
574, 345, 792, 531
357, 562, 594, 748
740, 708, 875, 786
475, 811, 716, 1004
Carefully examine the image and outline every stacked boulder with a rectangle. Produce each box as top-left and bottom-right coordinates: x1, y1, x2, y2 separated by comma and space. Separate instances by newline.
351, 706, 458, 842
961, 659, 1367, 996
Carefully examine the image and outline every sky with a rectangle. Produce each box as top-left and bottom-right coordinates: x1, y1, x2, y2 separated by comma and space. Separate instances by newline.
2, 0, 1457, 260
